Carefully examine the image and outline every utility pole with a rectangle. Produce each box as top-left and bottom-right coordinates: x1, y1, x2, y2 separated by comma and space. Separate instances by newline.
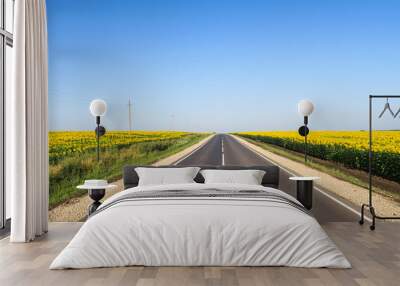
128, 98, 132, 131
170, 114, 174, 131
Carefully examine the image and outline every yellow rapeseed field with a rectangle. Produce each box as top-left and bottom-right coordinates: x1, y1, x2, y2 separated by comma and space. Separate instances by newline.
237, 131, 400, 153
236, 131, 400, 182
48, 130, 205, 207
49, 131, 192, 162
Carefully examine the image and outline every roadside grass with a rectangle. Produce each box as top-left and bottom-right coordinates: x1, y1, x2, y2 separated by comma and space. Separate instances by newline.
237, 136, 400, 203
49, 134, 208, 209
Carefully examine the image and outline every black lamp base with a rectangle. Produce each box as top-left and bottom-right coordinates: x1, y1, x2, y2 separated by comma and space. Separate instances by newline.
88, 189, 105, 215
296, 180, 313, 210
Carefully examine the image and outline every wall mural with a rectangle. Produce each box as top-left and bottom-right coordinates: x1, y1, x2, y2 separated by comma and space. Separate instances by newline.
47, 0, 400, 222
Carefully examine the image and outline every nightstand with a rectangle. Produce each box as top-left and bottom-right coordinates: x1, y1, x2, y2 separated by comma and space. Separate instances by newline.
77, 180, 117, 215
289, 177, 320, 210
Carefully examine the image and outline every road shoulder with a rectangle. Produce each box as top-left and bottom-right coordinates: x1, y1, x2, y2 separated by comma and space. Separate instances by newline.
232, 134, 400, 218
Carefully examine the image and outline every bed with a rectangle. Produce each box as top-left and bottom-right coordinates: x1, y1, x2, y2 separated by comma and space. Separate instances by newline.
50, 165, 350, 269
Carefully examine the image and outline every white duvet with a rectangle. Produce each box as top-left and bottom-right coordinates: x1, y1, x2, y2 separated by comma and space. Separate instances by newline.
50, 183, 351, 269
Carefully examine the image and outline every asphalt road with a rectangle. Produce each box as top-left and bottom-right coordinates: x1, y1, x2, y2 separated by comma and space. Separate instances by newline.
177, 134, 360, 223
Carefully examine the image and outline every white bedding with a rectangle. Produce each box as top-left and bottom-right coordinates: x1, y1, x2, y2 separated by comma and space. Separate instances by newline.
50, 183, 351, 269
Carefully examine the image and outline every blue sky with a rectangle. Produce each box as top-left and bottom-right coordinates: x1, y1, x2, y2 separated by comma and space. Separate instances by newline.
47, 0, 400, 132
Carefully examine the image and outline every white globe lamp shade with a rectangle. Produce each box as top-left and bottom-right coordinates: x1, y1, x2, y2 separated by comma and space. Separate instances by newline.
298, 100, 314, 116
90, 99, 107, 117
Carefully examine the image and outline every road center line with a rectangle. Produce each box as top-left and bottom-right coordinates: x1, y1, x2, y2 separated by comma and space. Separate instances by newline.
230, 135, 371, 222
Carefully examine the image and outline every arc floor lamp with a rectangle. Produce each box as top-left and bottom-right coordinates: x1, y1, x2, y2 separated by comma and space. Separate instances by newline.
297, 100, 314, 163
90, 99, 107, 161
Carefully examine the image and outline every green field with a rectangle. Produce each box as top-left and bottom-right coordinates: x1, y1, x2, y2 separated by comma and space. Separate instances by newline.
49, 131, 208, 208
235, 131, 400, 183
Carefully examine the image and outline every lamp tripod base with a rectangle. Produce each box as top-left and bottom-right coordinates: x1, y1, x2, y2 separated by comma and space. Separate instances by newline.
359, 203, 400, 231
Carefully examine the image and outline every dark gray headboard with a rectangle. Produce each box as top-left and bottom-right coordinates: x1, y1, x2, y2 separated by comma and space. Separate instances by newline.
123, 165, 280, 189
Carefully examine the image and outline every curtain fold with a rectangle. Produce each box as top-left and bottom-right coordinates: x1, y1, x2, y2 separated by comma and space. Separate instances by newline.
9, 0, 48, 242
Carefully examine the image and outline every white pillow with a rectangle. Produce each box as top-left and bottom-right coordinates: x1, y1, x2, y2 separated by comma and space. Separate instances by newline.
135, 167, 200, 186
200, 169, 266, 185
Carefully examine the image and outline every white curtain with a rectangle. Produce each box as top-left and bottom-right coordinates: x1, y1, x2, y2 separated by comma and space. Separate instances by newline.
9, 0, 49, 242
